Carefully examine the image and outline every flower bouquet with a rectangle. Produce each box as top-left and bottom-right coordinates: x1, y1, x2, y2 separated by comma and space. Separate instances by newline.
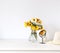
24, 18, 46, 42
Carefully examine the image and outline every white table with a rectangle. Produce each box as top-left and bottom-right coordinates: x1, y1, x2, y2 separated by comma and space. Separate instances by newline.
0, 39, 60, 53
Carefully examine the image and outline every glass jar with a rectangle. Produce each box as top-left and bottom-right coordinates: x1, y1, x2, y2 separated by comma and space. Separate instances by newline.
29, 30, 37, 42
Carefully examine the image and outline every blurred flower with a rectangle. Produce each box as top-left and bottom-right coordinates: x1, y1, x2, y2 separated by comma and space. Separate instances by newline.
31, 25, 36, 31
35, 18, 42, 24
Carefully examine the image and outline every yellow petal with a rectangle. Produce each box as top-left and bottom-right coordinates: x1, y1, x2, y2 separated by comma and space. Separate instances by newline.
31, 25, 36, 31
24, 22, 27, 27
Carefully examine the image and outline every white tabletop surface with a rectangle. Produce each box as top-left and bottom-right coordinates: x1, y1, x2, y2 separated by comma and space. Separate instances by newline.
0, 39, 60, 51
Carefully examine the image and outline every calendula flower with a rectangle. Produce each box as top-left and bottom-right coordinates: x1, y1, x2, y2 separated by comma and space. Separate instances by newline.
31, 25, 36, 31
39, 29, 46, 36
35, 18, 42, 24
27, 21, 31, 26
31, 18, 35, 23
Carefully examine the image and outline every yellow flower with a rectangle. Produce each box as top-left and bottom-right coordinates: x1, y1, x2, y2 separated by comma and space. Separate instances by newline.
24, 21, 32, 27
31, 25, 36, 31
27, 21, 31, 26
35, 26, 39, 30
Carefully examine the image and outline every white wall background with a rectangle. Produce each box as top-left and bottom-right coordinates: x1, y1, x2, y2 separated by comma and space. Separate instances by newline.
0, 0, 60, 40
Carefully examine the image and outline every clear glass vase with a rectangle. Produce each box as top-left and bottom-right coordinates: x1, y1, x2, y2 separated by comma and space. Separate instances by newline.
40, 33, 46, 44
29, 30, 37, 42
